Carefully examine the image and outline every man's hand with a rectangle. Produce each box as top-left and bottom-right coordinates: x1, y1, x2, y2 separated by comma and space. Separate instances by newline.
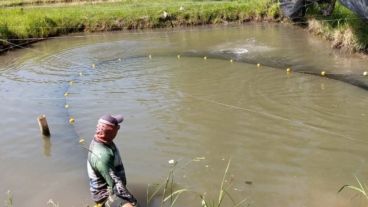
128, 195, 137, 206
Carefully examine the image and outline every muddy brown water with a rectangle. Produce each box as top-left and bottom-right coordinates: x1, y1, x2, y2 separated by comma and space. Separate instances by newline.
0, 24, 368, 207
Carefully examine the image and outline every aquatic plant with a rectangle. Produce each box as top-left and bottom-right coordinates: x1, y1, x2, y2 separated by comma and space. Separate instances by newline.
4, 190, 13, 207
199, 160, 248, 207
338, 176, 368, 201
1, 0, 368, 53
47, 199, 60, 207
147, 159, 248, 207
147, 160, 189, 207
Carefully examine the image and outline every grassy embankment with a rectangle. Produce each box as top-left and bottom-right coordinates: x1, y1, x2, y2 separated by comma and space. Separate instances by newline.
0, 0, 280, 51
306, 1, 368, 53
1, 0, 367, 53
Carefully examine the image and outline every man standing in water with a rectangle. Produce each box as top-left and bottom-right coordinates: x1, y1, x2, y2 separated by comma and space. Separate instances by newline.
87, 114, 137, 207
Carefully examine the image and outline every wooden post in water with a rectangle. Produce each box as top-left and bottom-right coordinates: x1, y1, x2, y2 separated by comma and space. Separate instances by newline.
37, 115, 50, 136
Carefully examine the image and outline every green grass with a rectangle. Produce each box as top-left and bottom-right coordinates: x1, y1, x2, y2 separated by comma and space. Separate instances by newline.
338, 176, 368, 202
4, 190, 13, 207
147, 159, 248, 207
199, 160, 248, 207
0, 0, 120, 7
0, 0, 280, 49
1, 0, 368, 53
306, 1, 368, 52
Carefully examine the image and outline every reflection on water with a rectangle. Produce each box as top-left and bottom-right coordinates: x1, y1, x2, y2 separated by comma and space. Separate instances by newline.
42, 136, 52, 157
0, 24, 368, 207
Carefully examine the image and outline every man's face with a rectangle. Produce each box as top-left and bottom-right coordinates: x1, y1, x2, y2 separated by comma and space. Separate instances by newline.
95, 122, 121, 143
110, 124, 120, 139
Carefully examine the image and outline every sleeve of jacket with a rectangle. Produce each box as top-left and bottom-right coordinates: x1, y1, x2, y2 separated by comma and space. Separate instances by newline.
96, 150, 137, 204
109, 170, 137, 204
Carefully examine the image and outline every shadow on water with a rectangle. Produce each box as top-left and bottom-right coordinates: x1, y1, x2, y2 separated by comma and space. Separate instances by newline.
42, 135, 52, 157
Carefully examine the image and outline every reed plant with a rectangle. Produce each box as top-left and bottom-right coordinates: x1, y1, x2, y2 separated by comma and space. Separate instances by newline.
147, 159, 248, 207
147, 160, 189, 207
199, 160, 248, 207
338, 176, 368, 201
4, 190, 13, 207
1, 0, 110, 7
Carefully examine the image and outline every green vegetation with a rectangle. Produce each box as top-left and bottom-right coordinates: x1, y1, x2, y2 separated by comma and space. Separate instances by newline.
147, 161, 189, 207
147, 159, 248, 207
4, 190, 13, 207
0, 0, 111, 7
338, 176, 368, 201
0, 0, 280, 50
199, 160, 247, 207
1, 0, 367, 53
306, 1, 368, 53
0, 0, 279, 36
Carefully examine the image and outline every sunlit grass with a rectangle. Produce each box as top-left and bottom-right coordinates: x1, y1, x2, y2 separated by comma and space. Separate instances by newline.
338, 176, 368, 201
1, 1, 367, 53
47, 199, 60, 207
199, 160, 248, 207
0, 0, 279, 48
306, 1, 368, 52
147, 160, 187, 207
4, 191, 13, 207
147, 160, 190, 207
147, 159, 248, 207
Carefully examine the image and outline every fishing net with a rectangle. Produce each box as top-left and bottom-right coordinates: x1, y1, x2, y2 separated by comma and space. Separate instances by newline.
339, 0, 368, 20
279, 0, 313, 18
280, 0, 368, 21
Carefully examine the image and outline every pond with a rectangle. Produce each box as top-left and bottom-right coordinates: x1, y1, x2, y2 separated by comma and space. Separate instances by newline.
0, 23, 368, 207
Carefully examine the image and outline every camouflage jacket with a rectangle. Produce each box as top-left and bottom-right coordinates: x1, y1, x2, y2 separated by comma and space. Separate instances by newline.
87, 138, 136, 204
